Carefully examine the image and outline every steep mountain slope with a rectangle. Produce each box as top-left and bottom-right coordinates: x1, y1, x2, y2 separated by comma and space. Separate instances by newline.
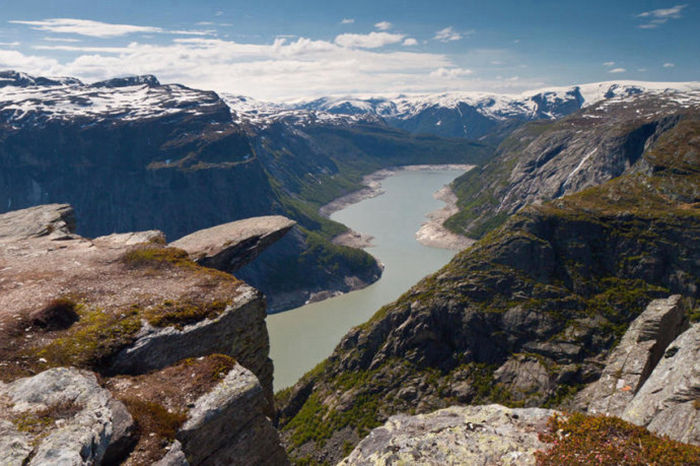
276, 100, 700, 464
445, 89, 700, 238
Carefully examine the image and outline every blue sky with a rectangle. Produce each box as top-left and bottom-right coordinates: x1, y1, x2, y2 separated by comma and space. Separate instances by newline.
0, 1, 697, 99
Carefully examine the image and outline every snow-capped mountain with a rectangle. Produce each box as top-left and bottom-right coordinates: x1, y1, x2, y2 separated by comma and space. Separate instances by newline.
0, 71, 228, 127
221, 93, 382, 128
282, 81, 700, 138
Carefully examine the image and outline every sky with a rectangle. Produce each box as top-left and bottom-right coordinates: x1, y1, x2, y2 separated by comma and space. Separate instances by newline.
0, 0, 698, 100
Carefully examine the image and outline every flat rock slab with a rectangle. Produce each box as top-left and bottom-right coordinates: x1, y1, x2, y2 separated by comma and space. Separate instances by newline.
170, 215, 295, 272
338, 404, 556, 466
0, 204, 75, 241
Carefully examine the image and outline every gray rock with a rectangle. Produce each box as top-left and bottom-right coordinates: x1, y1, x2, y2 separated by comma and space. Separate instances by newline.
580, 296, 689, 416
338, 404, 556, 466
0, 204, 75, 240
170, 215, 295, 272
177, 363, 288, 465
493, 355, 554, 404
0, 367, 135, 465
109, 284, 275, 414
622, 323, 700, 445
154, 441, 190, 466
93, 230, 166, 246
0, 420, 32, 466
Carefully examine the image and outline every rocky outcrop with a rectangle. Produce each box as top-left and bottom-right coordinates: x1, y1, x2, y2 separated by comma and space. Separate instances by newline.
622, 324, 700, 445
578, 295, 690, 416
177, 363, 288, 465
338, 404, 555, 465
0, 367, 136, 465
109, 284, 275, 413
170, 215, 296, 272
0, 203, 75, 240
0, 204, 291, 463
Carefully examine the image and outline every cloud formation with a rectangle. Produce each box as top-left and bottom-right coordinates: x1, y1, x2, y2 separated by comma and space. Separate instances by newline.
403, 38, 418, 46
334, 31, 404, 49
341, 18, 355, 24
637, 4, 686, 29
374, 21, 392, 31
609, 67, 626, 73
429, 67, 473, 78
603, 61, 615, 67
663, 62, 675, 68
9, 18, 162, 38
434, 27, 463, 42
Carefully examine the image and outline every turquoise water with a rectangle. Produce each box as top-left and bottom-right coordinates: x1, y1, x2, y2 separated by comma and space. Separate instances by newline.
267, 169, 465, 390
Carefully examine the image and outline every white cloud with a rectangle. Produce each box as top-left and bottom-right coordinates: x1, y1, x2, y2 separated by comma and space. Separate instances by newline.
637, 4, 686, 28
215, 11, 224, 17
374, 21, 392, 31
334, 32, 404, 49
9, 18, 163, 38
434, 26, 463, 42
341, 18, 355, 24
42, 37, 81, 43
603, 61, 615, 67
0, 31, 544, 99
0, 41, 20, 47
638, 68, 647, 72
663, 62, 675, 68
429, 67, 473, 78
609, 67, 626, 73
403, 38, 417, 46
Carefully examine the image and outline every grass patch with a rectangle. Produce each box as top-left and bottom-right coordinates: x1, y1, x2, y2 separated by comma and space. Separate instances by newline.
120, 398, 187, 441
144, 299, 230, 329
36, 304, 141, 369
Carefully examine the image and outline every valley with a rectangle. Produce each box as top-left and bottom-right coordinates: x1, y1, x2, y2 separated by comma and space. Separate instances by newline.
1, 68, 699, 465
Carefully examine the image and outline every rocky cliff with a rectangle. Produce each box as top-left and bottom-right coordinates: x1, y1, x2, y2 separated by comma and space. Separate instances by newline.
0, 204, 290, 464
444, 89, 700, 239
277, 100, 700, 464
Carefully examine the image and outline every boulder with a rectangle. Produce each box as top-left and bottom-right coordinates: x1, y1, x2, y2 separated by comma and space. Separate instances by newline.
338, 404, 555, 465
578, 295, 689, 416
177, 363, 288, 465
622, 323, 700, 445
0, 367, 135, 465
170, 215, 295, 272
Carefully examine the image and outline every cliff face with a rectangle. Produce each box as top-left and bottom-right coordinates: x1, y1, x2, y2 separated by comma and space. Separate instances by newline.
0, 204, 290, 464
444, 91, 700, 238
277, 109, 700, 464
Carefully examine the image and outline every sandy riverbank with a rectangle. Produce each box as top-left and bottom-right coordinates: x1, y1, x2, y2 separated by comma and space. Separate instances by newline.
322, 164, 476, 250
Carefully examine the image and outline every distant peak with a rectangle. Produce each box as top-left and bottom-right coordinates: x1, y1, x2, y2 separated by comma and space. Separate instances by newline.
90, 75, 161, 88
0, 70, 83, 88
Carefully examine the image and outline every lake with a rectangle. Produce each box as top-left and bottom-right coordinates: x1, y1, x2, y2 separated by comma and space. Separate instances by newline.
267, 168, 466, 391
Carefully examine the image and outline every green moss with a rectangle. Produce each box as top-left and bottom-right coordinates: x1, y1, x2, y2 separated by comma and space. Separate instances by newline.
36, 304, 142, 369
144, 299, 230, 329
12, 400, 80, 435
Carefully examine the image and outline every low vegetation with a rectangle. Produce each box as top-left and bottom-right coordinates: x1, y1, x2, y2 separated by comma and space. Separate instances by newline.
535, 412, 700, 465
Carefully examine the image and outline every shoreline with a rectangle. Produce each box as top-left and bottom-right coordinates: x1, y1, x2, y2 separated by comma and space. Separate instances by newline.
322, 164, 475, 250
415, 185, 476, 250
